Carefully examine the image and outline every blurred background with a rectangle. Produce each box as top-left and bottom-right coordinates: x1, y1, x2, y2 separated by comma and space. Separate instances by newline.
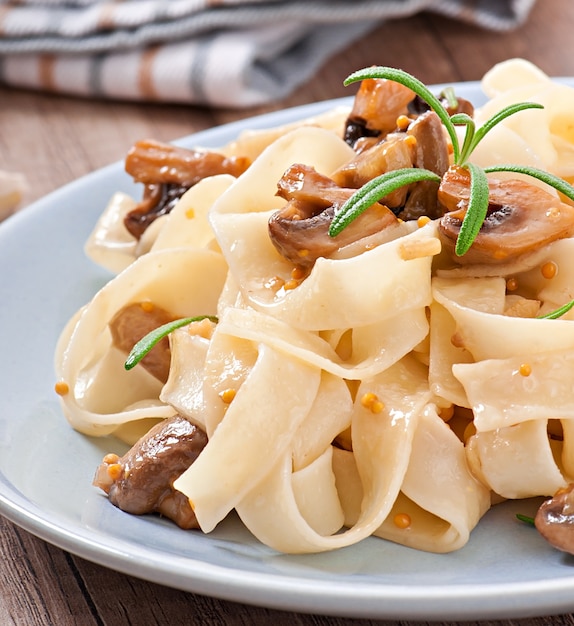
1, 0, 563, 211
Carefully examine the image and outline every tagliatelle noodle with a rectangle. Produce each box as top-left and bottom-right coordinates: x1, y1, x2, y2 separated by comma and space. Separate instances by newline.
150, 175, 235, 253
465, 419, 568, 499
84, 108, 349, 275
192, 328, 259, 437
334, 403, 490, 553
210, 127, 439, 331
528, 239, 574, 314
163, 318, 354, 475
289, 371, 353, 472
481, 58, 550, 97
220, 106, 349, 162
435, 254, 574, 498
84, 191, 138, 274
453, 349, 574, 430
216, 306, 429, 380
173, 343, 323, 533
430, 240, 574, 500
428, 300, 474, 407
55, 247, 227, 436
230, 356, 431, 553
429, 271, 574, 417
469, 124, 548, 181
432, 276, 574, 362
158, 330, 212, 432
474, 59, 574, 180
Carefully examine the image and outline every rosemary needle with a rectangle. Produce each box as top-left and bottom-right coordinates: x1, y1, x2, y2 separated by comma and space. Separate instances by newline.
124, 315, 218, 371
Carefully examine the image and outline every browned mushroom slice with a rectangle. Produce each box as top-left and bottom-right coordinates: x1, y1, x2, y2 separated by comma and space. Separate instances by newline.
437, 165, 574, 264
93, 415, 207, 530
535, 484, 574, 555
331, 133, 415, 208
344, 78, 415, 146
109, 301, 176, 383
269, 164, 398, 269
125, 139, 250, 186
276, 162, 350, 208
124, 182, 190, 240
407, 111, 450, 175
123, 139, 251, 239
398, 110, 451, 221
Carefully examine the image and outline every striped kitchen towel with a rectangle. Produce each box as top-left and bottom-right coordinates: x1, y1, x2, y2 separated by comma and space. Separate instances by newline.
0, 0, 537, 108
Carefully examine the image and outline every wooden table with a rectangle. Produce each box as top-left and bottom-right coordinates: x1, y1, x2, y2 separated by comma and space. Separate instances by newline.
1, 2, 574, 624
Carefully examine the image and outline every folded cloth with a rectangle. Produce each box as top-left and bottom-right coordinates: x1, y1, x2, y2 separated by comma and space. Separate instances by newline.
0, 0, 537, 108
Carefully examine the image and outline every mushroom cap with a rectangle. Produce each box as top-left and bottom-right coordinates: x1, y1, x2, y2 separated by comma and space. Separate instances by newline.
535, 484, 574, 555
438, 166, 574, 264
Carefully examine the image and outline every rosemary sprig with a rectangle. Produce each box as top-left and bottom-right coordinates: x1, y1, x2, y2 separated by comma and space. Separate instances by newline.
538, 299, 574, 320
329, 66, 574, 257
343, 67, 462, 162
457, 102, 543, 165
516, 513, 535, 526
330, 168, 441, 236
455, 162, 489, 256
484, 164, 574, 203
124, 315, 218, 371
440, 87, 458, 111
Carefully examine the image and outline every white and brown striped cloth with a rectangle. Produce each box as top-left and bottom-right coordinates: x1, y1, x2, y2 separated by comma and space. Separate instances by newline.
0, 0, 537, 108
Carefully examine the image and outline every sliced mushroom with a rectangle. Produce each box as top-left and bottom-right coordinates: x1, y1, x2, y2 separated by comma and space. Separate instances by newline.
269, 164, 398, 269
124, 139, 250, 239
276, 162, 351, 208
398, 110, 451, 221
437, 165, 574, 264
407, 110, 450, 175
535, 483, 574, 555
125, 139, 250, 186
331, 133, 415, 208
124, 182, 190, 240
109, 301, 176, 383
94, 415, 207, 530
344, 78, 415, 146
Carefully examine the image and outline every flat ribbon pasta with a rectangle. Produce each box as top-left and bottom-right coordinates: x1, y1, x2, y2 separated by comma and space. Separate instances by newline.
432, 276, 574, 362
475, 59, 574, 180
173, 343, 322, 532
84, 191, 138, 274
454, 349, 574, 431
334, 404, 490, 553
217, 306, 429, 381
55, 247, 227, 436
209, 125, 440, 331
231, 356, 431, 553
150, 174, 234, 253
466, 419, 569, 499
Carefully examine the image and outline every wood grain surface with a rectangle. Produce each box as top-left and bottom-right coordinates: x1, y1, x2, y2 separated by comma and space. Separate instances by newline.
2, 2, 574, 624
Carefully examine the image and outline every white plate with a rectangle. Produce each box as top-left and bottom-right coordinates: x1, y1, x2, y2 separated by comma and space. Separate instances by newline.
2, 82, 574, 622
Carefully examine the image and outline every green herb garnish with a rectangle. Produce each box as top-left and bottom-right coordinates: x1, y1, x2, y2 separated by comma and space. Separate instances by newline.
440, 87, 458, 111
329, 66, 574, 257
124, 315, 218, 371
516, 513, 535, 526
537, 299, 574, 320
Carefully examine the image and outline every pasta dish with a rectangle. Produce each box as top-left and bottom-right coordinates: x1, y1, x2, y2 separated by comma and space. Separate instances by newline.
54, 58, 574, 556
